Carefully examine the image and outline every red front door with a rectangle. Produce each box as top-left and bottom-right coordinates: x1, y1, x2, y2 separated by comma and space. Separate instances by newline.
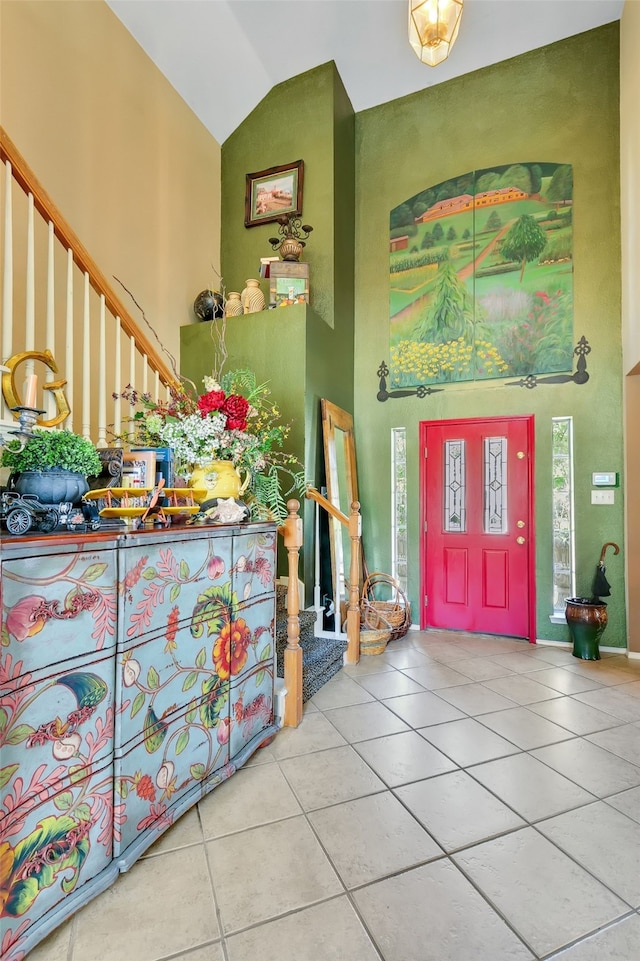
420, 416, 535, 640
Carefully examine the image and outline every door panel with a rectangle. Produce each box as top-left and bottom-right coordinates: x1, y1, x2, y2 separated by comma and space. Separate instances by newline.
421, 416, 534, 639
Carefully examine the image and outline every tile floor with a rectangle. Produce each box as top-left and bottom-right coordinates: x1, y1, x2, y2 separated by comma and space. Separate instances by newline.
30, 631, 640, 961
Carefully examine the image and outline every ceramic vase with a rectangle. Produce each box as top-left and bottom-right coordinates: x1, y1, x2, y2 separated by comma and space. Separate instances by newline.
565, 597, 608, 660
225, 292, 243, 318
241, 279, 266, 314
15, 469, 89, 505
188, 461, 249, 502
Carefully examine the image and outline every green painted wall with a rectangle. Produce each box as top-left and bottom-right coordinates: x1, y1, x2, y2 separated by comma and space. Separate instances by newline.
354, 24, 624, 644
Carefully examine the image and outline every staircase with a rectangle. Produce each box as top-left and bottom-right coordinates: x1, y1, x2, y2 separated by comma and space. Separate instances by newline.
275, 585, 347, 701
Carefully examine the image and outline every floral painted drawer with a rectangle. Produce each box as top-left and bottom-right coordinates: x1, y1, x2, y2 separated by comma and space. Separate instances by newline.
232, 529, 277, 602
1, 548, 118, 671
1, 649, 115, 829
113, 697, 230, 862
0, 759, 115, 961
229, 662, 274, 762
116, 579, 275, 753
119, 534, 233, 644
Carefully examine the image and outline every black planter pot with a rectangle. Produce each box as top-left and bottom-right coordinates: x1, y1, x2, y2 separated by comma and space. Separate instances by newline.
14, 470, 89, 505
565, 597, 608, 660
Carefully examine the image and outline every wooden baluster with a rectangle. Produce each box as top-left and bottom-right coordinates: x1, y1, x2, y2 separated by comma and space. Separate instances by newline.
65, 248, 73, 429
25, 192, 35, 374
129, 334, 136, 393
114, 318, 122, 441
142, 353, 148, 395
2, 160, 13, 420
82, 271, 91, 439
283, 499, 303, 727
45, 221, 55, 419
98, 294, 106, 446
345, 500, 362, 664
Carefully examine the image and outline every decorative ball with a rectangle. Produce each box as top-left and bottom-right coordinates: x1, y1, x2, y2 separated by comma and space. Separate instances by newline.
193, 289, 223, 322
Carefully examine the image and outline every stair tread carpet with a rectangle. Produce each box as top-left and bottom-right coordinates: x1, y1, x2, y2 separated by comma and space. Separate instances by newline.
275, 586, 347, 701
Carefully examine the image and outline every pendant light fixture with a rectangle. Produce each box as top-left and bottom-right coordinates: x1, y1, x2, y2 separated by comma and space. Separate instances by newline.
409, 0, 464, 67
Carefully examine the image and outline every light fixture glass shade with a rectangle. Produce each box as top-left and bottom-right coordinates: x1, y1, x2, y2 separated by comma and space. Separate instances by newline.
409, 0, 464, 67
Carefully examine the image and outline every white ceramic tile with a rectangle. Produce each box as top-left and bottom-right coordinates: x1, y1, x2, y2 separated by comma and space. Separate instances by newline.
378, 646, 432, 669
270, 709, 346, 759
567, 664, 640, 688
401, 663, 472, 690
322, 701, 410, 743
308, 791, 442, 887
484, 652, 545, 673
199, 762, 302, 838
419, 716, 519, 766
395, 770, 525, 851
453, 827, 628, 957
538, 801, 640, 906
528, 696, 621, 735
470, 752, 596, 821
605, 785, 640, 823
532, 739, 640, 797
279, 744, 386, 810
587, 723, 640, 766
546, 915, 640, 961
24, 919, 73, 961
141, 805, 203, 857
483, 673, 563, 704
73, 846, 219, 961
355, 669, 426, 699
434, 682, 517, 715
206, 815, 342, 933
530, 667, 604, 695
382, 690, 466, 727
172, 944, 225, 961
479, 705, 575, 749
308, 671, 375, 710
452, 656, 517, 681
354, 729, 457, 786
226, 896, 380, 961
574, 688, 640, 722
354, 859, 535, 961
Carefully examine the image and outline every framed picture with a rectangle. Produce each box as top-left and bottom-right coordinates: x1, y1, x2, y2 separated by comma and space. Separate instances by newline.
122, 450, 156, 489
245, 160, 304, 228
269, 261, 310, 307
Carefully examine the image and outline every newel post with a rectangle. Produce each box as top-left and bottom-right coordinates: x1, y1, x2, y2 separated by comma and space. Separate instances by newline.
283, 499, 303, 727
345, 500, 362, 665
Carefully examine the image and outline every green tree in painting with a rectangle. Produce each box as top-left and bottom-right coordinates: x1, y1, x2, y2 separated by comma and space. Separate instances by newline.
421, 231, 434, 249
485, 210, 502, 231
391, 203, 414, 229
414, 258, 473, 344
500, 214, 547, 282
476, 171, 501, 192
446, 226, 457, 241
529, 164, 542, 194
462, 228, 471, 240
499, 164, 532, 194
546, 164, 573, 203
432, 222, 444, 242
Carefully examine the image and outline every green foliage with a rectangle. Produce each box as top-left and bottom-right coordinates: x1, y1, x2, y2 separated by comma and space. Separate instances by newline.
421, 231, 434, 249
500, 214, 547, 281
413, 259, 474, 344
1, 429, 101, 476
530, 164, 542, 194
432, 222, 444, 242
446, 226, 457, 242
499, 164, 532, 193
546, 165, 573, 202
476, 171, 501, 192
390, 249, 448, 273
390, 203, 414, 229
485, 210, 502, 231
248, 466, 307, 524
390, 224, 417, 239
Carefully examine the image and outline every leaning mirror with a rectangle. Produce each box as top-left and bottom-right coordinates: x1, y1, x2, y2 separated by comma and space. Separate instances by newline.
321, 399, 359, 625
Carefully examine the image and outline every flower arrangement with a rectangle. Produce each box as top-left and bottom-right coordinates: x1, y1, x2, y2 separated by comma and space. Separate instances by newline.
117, 368, 305, 523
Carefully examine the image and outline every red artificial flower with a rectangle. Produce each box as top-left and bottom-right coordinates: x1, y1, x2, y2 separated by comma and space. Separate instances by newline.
223, 394, 249, 431
198, 390, 226, 416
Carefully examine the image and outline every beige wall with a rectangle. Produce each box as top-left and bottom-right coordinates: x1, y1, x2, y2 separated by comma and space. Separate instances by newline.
0, 0, 221, 369
621, 0, 640, 653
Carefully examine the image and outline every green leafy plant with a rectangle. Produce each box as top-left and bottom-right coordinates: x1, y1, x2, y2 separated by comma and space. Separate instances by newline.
1, 429, 102, 476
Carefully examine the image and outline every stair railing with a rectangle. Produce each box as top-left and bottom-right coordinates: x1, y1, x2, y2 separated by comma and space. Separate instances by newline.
0, 127, 177, 441
276, 494, 361, 728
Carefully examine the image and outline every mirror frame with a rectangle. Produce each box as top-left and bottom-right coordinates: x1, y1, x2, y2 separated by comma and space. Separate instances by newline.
321, 399, 359, 613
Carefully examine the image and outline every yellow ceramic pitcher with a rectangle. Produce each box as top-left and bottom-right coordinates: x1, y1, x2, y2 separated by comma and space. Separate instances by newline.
188, 460, 250, 502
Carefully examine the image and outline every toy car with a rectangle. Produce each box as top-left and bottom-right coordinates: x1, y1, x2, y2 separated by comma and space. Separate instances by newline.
0, 490, 59, 535
57, 499, 102, 533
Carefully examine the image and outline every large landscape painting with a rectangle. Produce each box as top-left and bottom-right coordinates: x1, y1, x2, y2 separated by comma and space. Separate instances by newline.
389, 163, 574, 387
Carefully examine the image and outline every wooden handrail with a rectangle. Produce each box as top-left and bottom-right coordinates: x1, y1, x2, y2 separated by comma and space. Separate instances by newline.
0, 127, 177, 389
306, 487, 361, 665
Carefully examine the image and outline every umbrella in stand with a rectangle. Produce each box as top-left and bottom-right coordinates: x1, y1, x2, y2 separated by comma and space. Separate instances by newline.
592, 541, 620, 601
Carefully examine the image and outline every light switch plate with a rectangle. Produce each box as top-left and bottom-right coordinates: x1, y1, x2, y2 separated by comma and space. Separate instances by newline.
591, 489, 615, 505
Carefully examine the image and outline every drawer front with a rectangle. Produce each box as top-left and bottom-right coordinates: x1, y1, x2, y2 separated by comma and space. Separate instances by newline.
119, 535, 234, 644
1, 649, 115, 829
114, 700, 230, 858
231, 594, 275, 676
232, 529, 277, 602
229, 661, 275, 762
1, 549, 118, 672
0, 760, 114, 949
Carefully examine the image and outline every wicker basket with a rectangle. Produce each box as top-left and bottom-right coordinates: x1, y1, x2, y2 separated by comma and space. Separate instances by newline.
360, 572, 411, 642
359, 627, 391, 656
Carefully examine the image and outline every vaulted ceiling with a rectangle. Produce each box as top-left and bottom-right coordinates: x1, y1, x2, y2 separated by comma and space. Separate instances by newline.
107, 0, 624, 144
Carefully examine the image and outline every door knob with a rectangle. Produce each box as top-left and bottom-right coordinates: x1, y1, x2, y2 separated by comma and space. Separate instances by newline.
517, 451, 525, 459
517, 520, 525, 528
516, 536, 525, 545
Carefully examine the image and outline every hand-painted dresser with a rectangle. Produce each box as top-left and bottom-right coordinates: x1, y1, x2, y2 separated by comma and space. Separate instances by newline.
0, 522, 278, 960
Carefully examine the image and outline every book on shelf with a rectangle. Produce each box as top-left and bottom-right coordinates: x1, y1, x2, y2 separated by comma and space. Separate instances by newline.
259, 256, 280, 279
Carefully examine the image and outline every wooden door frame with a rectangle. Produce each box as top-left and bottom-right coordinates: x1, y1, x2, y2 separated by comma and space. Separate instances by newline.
419, 415, 536, 643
